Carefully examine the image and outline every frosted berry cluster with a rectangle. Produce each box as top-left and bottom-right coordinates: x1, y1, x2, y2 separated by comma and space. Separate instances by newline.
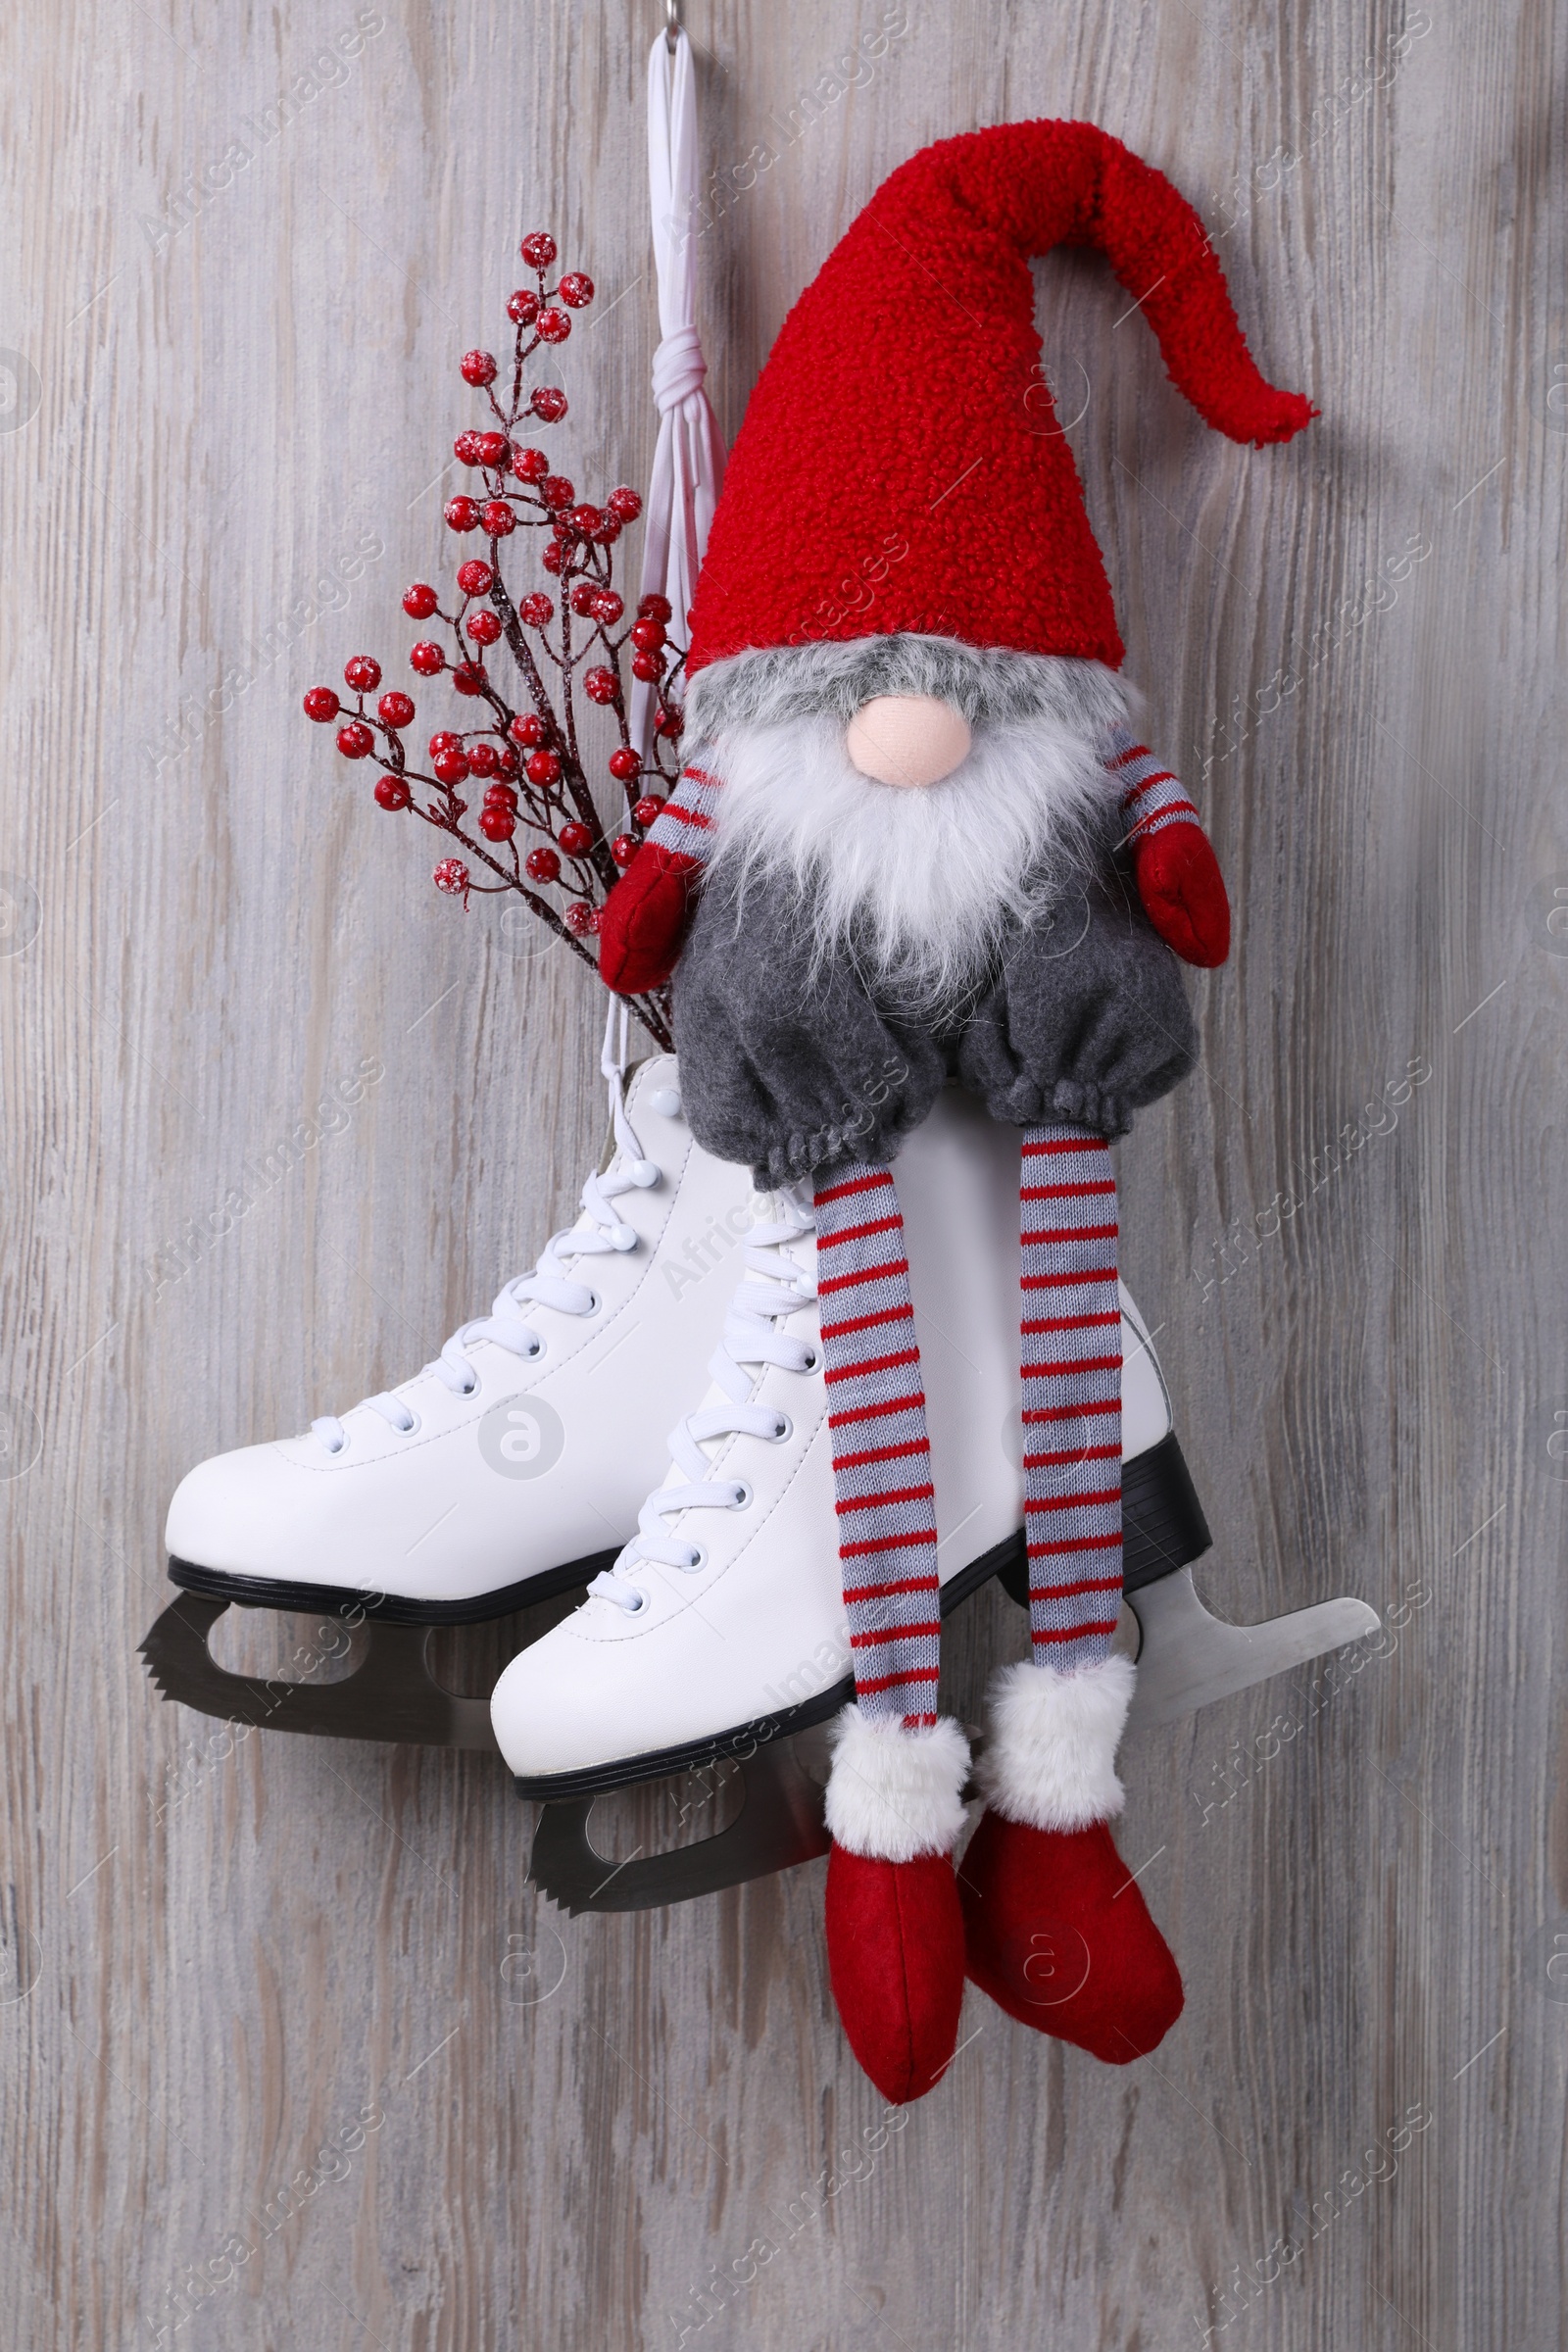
303, 229, 684, 1046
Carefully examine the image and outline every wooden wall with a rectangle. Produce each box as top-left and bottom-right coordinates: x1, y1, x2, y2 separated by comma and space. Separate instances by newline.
1, 1, 1563, 2344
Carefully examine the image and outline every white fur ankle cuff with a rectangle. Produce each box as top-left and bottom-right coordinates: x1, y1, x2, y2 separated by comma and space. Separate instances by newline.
975, 1654, 1135, 1833
823, 1706, 971, 1862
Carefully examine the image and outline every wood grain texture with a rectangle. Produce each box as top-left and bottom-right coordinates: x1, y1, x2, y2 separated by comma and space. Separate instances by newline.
1, 1, 1563, 2345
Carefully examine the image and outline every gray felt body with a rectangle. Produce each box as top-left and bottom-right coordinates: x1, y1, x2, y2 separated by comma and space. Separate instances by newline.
671, 845, 1198, 1188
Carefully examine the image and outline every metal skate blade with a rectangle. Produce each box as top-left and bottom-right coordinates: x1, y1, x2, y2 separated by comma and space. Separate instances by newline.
528, 1737, 831, 1914
140, 1593, 500, 1750
1124, 1569, 1380, 1735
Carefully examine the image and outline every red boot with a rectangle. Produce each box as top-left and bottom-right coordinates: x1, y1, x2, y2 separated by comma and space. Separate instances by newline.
822, 1707, 971, 2105
958, 1656, 1183, 2063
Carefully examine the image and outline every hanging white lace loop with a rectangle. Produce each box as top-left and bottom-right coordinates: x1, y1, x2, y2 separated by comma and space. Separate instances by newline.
631, 25, 725, 761
312, 1009, 659, 1454
588, 1191, 818, 1611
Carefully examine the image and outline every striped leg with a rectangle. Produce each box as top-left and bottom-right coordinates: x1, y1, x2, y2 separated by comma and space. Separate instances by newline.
1019, 1125, 1122, 1670
816, 1158, 968, 2106
813, 1162, 940, 1729
958, 1128, 1182, 2062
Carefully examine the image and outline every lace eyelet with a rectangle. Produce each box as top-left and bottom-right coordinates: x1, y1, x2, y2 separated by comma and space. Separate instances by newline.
460, 1377, 479, 1398
523, 1337, 545, 1361
680, 1544, 708, 1573
799, 1346, 821, 1376
397, 1410, 421, 1437
622, 1588, 649, 1615
728, 1482, 753, 1510
768, 1413, 793, 1444
581, 1290, 602, 1317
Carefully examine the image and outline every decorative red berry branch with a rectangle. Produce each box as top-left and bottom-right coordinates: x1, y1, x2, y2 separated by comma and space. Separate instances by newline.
303, 228, 686, 1051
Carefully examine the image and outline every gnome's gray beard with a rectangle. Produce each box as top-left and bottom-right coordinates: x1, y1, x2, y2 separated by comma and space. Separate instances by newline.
699, 683, 1124, 1019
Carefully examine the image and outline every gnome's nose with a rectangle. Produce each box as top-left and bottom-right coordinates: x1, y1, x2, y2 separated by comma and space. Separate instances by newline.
846, 695, 972, 788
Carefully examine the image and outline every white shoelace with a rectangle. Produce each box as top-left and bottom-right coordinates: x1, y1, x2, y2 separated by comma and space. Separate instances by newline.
587, 1189, 818, 1614
312, 1009, 662, 1455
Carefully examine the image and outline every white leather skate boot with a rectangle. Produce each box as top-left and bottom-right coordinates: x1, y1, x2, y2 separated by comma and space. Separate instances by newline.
492, 1085, 1181, 1795
161, 1041, 754, 1631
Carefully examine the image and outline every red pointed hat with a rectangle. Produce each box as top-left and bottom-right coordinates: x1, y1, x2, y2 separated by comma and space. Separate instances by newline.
686, 120, 1313, 675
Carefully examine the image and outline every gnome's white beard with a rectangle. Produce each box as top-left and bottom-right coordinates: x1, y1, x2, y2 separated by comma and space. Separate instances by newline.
703, 707, 1114, 1015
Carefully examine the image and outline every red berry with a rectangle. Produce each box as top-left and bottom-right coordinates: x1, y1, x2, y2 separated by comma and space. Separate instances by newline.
510, 712, 545, 747
558, 821, 593, 856
403, 582, 439, 618
590, 514, 621, 546
513, 446, 550, 482
542, 474, 575, 511
336, 722, 373, 759
638, 593, 673, 624
609, 748, 643, 783
608, 486, 643, 523
611, 834, 637, 868
454, 430, 486, 466
303, 686, 340, 722
631, 650, 664, 683
518, 594, 554, 627
378, 691, 416, 728
525, 749, 562, 786
567, 504, 603, 537
559, 271, 595, 310
540, 542, 564, 575
594, 589, 625, 624
452, 661, 487, 697
539, 309, 572, 346
410, 641, 446, 675
433, 858, 469, 896
479, 807, 515, 843
507, 288, 540, 326
520, 230, 558, 269
433, 750, 469, 784
630, 617, 666, 652
374, 776, 412, 810
445, 496, 481, 532
344, 654, 382, 692
428, 732, 464, 757
569, 582, 599, 616
481, 778, 515, 807
654, 704, 684, 737
497, 747, 520, 779
583, 666, 618, 706
530, 385, 567, 422
477, 430, 511, 467
460, 349, 497, 386
466, 609, 502, 645
632, 794, 663, 824
457, 559, 495, 596
525, 845, 561, 884
481, 500, 516, 537
563, 900, 595, 937
466, 742, 500, 776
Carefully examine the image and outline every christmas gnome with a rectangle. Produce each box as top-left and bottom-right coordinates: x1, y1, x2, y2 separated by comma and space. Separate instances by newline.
599, 120, 1313, 2101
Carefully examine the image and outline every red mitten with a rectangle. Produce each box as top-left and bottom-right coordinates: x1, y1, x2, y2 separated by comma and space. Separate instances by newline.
825, 1846, 966, 2105
1131, 825, 1231, 967
596, 844, 702, 996
958, 1810, 1184, 2063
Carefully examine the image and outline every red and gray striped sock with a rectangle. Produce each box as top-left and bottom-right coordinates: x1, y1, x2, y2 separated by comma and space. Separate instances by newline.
1019, 1124, 1123, 1670
813, 1162, 941, 1732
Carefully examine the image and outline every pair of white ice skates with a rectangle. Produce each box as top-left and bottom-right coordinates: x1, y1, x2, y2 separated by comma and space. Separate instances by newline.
146, 1045, 1376, 1909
